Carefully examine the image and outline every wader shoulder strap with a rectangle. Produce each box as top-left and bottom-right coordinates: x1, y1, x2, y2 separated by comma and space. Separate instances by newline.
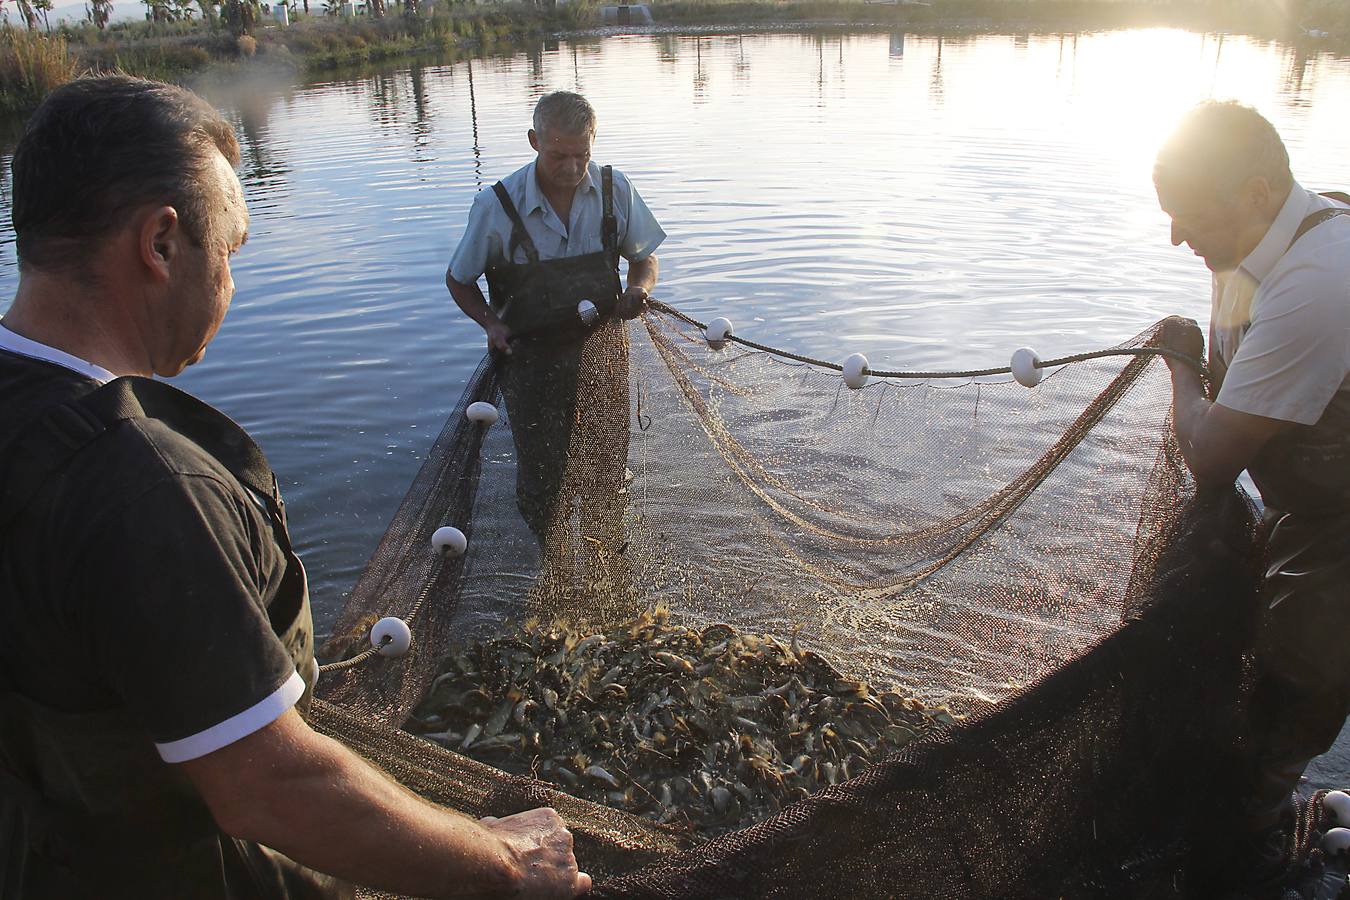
1288, 192, 1350, 252
491, 181, 540, 266
601, 166, 617, 261
0, 377, 286, 546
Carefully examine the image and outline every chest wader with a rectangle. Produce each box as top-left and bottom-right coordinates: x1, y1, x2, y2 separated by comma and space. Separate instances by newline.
0, 377, 346, 900
484, 167, 631, 555
1210, 195, 1350, 834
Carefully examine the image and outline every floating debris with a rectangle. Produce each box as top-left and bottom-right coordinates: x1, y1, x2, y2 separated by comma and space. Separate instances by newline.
406, 607, 956, 838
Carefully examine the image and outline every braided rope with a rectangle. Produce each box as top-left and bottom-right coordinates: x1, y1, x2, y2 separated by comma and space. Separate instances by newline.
646, 299, 1207, 379
317, 577, 439, 677
318, 639, 390, 674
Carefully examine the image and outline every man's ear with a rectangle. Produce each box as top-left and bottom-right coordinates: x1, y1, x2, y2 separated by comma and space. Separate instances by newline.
139, 205, 181, 283
528, 128, 539, 152
1242, 175, 1272, 212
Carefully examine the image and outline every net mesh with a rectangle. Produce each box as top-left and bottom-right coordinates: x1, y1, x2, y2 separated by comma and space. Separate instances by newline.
314, 310, 1274, 897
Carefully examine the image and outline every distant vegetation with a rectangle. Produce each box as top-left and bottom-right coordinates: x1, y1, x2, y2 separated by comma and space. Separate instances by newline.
0, 0, 1346, 115
655, 0, 1350, 43
0, 2, 589, 113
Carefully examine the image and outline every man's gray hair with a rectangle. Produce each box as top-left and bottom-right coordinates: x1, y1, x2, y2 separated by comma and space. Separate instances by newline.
1155, 100, 1292, 197
533, 91, 597, 138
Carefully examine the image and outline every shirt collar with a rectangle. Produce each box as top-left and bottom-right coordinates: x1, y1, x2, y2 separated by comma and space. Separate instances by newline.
522, 161, 597, 216
0, 322, 115, 384
1239, 180, 1311, 284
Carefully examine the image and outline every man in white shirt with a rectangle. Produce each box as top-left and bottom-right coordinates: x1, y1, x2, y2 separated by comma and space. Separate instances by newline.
1154, 100, 1350, 882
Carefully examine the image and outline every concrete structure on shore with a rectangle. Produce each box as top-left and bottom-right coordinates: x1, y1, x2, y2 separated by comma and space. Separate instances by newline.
599, 3, 652, 24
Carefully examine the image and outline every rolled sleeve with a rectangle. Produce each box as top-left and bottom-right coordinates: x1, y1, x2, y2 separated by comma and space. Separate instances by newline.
1217, 261, 1350, 426
448, 191, 499, 285
618, 176, 666, 263
156, 671, 304, 762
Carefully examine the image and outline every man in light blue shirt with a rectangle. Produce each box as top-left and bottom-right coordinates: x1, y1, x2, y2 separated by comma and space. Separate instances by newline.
445, 92, 665, 560
446, 91, 665, 352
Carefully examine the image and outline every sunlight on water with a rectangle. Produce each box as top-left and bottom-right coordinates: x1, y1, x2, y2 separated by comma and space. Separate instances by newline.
1, 29, 1347, 631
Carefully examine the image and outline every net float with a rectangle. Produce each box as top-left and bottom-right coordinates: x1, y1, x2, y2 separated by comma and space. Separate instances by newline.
431, 525, 467, 557
465, 401, 499, 425
1011, 347, 1043, 388
705, 317, 734, 349
578, 299, 599, 326
1325, 790, 1350, 825
370, 616, 412, 658
842, 352, 869, 389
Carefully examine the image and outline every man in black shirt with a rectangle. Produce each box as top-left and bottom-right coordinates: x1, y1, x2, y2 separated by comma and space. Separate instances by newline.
0, 76, 590, 899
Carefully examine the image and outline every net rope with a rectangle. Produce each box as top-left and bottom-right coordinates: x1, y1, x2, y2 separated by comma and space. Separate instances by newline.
646, 299, 1208, 379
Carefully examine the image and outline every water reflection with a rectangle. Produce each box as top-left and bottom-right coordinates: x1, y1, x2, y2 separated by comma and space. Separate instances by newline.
467, 58, 483, 186
734, 34, 750, 82
0, 29, 1347, 631
409, 64, 433, 160
694, 37, 709, 101
1281, 46, 1318, 106
235, 94, 292, 202
930, 35, 944, 102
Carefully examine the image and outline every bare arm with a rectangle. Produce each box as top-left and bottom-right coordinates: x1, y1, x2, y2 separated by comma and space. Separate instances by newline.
178, 709, 589, 899
1167, 358, 1292, 487
627, 254, 658, 295
446, 268, 511, 354
616, 254, 659, 319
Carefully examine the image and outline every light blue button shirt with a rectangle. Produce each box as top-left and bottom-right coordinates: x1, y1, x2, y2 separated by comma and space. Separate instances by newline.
448, 160, 666, 286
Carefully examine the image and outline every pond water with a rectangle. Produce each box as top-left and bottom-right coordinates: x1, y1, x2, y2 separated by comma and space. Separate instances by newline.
1, 28, 1348, 639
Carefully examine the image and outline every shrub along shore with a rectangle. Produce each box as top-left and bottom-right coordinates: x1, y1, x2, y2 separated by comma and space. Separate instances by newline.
1, 0, 1347, 115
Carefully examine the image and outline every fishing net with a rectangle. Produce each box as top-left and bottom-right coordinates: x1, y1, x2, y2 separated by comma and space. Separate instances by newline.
312, 307, 1280, 898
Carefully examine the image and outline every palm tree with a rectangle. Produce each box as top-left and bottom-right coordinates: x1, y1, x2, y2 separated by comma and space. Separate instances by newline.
14, 0, 42, 30
86, 0, 113, 29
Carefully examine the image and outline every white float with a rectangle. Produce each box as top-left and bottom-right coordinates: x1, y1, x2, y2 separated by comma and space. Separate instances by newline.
577, 299, 599, 326
1324, 827, 1350, 856
1325, 790, 1350, 826
465, 401, 499, 426
705, 317, 734, 349
842, 353, 869, 390
431, 525, 467, 557
370, 616, 412, 657
1011, 348, 1043, 388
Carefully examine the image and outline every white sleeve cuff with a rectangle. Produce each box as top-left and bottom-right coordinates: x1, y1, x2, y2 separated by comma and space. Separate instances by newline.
155, 669, 305, 763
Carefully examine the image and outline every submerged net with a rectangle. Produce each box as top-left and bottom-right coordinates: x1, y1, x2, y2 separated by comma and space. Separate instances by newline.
314, 308, 1273, 897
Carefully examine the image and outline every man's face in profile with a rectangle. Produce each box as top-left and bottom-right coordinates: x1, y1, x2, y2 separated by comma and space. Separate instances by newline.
1155, 172, 1248, 273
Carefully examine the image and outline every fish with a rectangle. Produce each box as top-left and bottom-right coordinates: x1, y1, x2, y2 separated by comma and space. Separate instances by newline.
407, 608, 955, 839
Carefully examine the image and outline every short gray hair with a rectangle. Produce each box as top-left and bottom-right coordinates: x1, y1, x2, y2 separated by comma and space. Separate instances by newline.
533, 91, 596, 139
1155, 100, 1292, 198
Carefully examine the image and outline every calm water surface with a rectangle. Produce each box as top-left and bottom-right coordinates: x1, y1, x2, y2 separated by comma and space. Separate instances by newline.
2, 29, 1348, 638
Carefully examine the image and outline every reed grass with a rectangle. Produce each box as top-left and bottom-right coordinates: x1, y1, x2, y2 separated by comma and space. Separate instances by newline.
0, 26, 78, 115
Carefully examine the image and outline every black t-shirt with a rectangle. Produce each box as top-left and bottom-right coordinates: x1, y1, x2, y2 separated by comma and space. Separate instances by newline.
0, 350, 298, 751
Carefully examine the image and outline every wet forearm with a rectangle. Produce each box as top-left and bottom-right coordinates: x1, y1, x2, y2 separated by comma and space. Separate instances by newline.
627, 255, 658, 294
1169, 363, 1224, 483
1167, 363, 1289, 488
447, 273, 501, 331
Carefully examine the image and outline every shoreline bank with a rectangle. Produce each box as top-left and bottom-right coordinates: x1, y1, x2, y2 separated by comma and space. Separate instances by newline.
1, 0, 1347, 115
